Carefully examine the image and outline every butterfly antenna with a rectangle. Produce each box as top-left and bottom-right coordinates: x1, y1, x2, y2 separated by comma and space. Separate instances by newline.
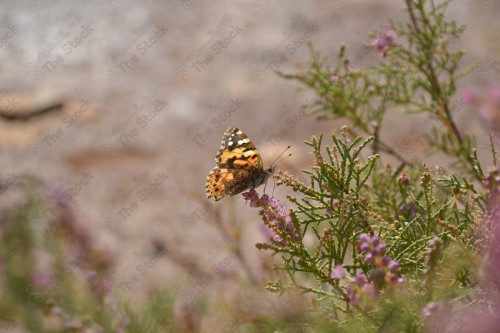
264, 146, 292, 196
271, 145, 292, 167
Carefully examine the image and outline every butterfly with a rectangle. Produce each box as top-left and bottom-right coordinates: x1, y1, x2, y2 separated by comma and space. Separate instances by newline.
205, 127, 275, 201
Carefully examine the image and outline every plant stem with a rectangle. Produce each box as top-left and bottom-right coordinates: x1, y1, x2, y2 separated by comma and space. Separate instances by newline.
405, 0, 482, 183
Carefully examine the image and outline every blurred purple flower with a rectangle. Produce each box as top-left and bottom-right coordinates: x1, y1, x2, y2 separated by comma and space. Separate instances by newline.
243, 189, 299, 245
346, 287, 358, 304
355, 234, 403, 295
364, 252, 374, 263
116, 315, 131, 333
359, 233, 370, 243
31, 270, 54, 289
269, 197, 280, 208
100, 279, 112, 294
381, 256, 391, 266
31, 249, 55, 289
242, 189, 259, 207
375, 243, 386, 255
483, 192, 500, 304
355, 273, 367, 285
361, 283, 379, 300
422, 196, 500, 332
388, 260, 400, 272
463, 85, 500, 139
260, 223, 277, 239
330, 75, 339, 83
461, 87, 478, 105
399, 173, 409, 185
359, 242, 370, 252
421, 301, 440, 320
371, 29, 397, 57
331, 265, 346, 279
86, 271, 113, 302
487, 85, 500, 102
261, 194, 270, 205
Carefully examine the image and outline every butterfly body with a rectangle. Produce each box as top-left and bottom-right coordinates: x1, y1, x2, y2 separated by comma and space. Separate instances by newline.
205, 127, 273, 201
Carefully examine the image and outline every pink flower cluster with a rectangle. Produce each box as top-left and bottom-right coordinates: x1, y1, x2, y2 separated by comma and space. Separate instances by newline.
243, 189, 299, 245
332, 234, 403, 305
371, 29, 398, 58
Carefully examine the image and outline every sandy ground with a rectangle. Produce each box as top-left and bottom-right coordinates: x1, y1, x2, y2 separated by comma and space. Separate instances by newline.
0, 0, 499, 322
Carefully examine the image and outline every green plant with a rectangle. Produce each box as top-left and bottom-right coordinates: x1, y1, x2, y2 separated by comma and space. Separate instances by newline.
244, 0, 498, 331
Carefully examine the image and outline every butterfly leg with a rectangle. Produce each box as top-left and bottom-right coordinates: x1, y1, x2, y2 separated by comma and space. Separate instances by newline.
271, 177, 276, 198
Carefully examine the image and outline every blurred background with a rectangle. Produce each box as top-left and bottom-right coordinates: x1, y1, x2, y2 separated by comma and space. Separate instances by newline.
0, 0, 499, 331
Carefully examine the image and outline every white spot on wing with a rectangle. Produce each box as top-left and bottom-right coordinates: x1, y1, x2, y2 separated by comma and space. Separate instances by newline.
228, 141, 233, 146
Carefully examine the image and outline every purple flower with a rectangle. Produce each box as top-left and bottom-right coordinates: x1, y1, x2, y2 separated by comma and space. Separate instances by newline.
330, 75, 339, 83
371, 29, 397, 57
369, 268, 386, 289
355, 273, 367, 285
421, 302, 440, 320
388, 260, 400, 272
275, 205, 286, 218
359, 233, 370, 243
31, 270, 54, 289
390, 275, 404, 284
375, 243, 386, 255
361, 283, 379, 300
364, 252, 374, 263
242, 189, 258, 201
263, 209, 276, 221
242, 189, 259, 207
381, 256, 391, 266
333, 199, 340, 207
359, 242, 370, 253
243, 190, 299, 245
100, 279, 112, 294
384, 29, 397, 42
261, 194, 270, 205
331, 265, 346, 279
260, 223, 277, 239
399, 174, 409, 185
346, 287, 358, 304
269, 197, 280, 208
116, 315, 131, 333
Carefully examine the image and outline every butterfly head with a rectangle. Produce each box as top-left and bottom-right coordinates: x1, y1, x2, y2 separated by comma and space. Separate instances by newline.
267, 165, 276, 175
263, 165, 276, 182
